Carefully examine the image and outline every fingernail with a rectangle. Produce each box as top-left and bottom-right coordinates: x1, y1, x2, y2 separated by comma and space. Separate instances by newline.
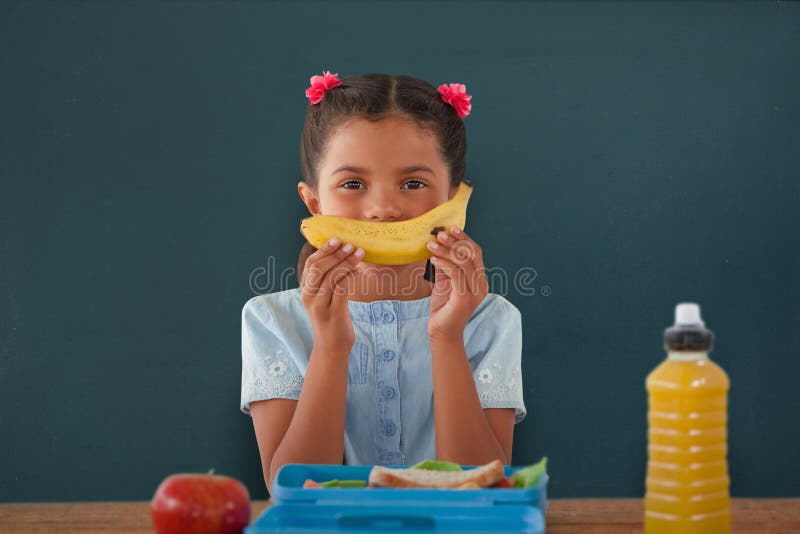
451, 226, 462, 234
328, 237, 340, 247
342, 243, 354, 253
354, 248, 365, 258
437, 231, 449, 241
428, 241, 439, 250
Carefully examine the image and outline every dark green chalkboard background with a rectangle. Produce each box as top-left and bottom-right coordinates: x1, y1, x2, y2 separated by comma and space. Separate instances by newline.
2, 1, 799, 502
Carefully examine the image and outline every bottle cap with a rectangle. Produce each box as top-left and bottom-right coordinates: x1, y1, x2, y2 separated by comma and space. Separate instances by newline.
675, 302, 704, 326
664, 302, 714, 352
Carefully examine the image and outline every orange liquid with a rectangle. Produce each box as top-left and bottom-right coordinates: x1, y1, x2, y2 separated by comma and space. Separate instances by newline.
645, 354, 731, 534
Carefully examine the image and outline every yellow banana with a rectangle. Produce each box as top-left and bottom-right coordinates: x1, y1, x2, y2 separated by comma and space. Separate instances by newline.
300, 180, 474, 265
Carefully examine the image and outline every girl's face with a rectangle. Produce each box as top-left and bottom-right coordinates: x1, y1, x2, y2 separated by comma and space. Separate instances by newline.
298, 115, 456, 221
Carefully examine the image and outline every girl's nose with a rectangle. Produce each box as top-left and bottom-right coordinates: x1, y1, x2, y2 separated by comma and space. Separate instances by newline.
366, 192, 402, 222
368, 206, 402, 222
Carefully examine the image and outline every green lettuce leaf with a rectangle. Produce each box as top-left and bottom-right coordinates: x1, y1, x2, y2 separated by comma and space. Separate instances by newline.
512, 457, 548, 489
318, 479, 367, 488
410, 460, 463, 471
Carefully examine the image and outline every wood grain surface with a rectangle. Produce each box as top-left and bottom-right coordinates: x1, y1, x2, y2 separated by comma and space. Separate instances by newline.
0, 498, 797, 533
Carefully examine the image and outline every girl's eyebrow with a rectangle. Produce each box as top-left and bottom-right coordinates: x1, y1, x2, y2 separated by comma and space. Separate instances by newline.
332, 165, 435, 176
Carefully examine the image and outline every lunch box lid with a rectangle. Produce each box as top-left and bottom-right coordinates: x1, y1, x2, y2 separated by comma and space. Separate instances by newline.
245, 503, 545, 533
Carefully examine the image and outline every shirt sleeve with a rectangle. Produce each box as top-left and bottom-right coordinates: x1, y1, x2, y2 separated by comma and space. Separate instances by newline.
240, 296, 304, 416
466, 296, 527, 424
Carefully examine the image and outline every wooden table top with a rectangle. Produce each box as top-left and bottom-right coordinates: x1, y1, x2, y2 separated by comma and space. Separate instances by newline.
1, 498, 798, 533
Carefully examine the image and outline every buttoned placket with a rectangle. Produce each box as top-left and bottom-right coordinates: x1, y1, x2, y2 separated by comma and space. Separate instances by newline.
372, 301, 402, 465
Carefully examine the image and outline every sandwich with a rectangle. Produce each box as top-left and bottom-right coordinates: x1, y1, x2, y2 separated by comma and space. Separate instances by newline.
301, 457, 547, 490
368, 459, 504, 489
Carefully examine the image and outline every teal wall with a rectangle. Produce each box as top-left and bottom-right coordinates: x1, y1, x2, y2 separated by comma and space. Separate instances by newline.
2, 1, 798, 501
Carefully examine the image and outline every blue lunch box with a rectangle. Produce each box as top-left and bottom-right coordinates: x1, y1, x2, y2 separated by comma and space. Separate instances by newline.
245, 463, 549, 533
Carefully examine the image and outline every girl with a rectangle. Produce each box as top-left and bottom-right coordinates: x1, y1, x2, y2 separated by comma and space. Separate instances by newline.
241, 71, 526, 493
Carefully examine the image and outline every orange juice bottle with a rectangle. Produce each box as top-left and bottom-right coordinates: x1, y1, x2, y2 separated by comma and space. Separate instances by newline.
645, 303, 731, 533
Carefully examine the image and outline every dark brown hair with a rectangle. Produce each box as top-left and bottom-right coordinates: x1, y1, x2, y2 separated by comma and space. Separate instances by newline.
297, 73, 468, 282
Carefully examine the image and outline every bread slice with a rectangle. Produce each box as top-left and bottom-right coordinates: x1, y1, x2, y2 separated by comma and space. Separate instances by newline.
368, 459, 504, 489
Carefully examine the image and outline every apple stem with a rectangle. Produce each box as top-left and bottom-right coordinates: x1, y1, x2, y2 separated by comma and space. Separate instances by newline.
208, 468, 215, 475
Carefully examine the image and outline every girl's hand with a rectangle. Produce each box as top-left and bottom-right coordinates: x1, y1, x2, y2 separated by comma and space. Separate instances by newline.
300, 237, 365, 353
426, 226, 489, 342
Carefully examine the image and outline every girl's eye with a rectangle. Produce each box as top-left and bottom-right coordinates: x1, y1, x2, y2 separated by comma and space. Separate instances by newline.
402, 179, 426, 190
341, 179, 426, 190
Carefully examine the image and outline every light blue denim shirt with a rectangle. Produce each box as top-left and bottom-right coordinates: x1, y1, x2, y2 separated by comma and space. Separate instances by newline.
240, 287, 526, 466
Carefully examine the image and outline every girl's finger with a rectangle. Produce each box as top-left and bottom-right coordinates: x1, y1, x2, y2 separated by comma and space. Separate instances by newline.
330, 250, 363, 288
305, 238, 354, 274
331, 269, 356, 307
309, 237, 342, 260
448, 227, 484, 266
314, 248, 364, 304
303, 243, 362, 293
428, 238, 478, 284
449, 239, 480, 267
430, 232, 479, 268
431, 256, 472, 296
302, 238, 343, 287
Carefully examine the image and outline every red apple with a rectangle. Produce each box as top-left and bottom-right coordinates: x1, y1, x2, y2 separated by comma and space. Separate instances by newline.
150, 469, 250, 534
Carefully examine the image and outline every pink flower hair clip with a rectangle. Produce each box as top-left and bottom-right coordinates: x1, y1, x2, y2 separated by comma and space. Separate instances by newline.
437, 82, 472, 119
304, 70, 472, 119
305, 70, 342, 105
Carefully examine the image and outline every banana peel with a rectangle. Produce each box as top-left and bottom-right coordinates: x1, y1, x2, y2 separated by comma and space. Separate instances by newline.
300, 180, 474, 265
